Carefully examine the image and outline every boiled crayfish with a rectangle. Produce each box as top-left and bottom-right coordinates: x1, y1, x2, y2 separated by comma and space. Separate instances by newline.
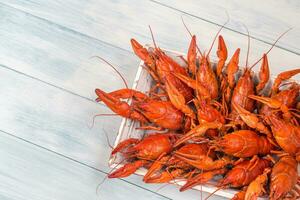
94, 23, 300, 200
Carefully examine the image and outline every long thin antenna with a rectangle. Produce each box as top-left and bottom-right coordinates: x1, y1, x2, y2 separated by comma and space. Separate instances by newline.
242, 24, 251, 68
249, 28, 292, 69
96, 158, 126, 196
204, 186, 224, 200
181, 15, 203, 57
103, 128, 114, 149
91, 56, 128, 89
148, 25, 158, 49
207, 19, 229, 56
89, 113, 117, 129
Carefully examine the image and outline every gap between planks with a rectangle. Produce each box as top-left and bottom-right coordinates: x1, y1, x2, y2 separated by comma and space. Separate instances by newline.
0, 1, 299, 110
0, 2, 134, 107
0, 128, 172, 200
149, 0, 300, 56
0, 64, 110, 108
0, 2, 131, 55
2, 0, 298, 58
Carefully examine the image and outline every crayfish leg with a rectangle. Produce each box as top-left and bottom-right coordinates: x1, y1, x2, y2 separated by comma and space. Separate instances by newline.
136, 125, 164, 131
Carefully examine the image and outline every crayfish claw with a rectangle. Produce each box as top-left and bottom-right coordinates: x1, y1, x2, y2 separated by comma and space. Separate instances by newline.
108, 160, 147, 178
111, 138, 140, 155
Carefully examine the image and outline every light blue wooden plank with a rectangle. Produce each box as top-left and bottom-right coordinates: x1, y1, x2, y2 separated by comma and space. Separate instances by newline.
0, 131, 169, 200
0, 3, 139, 101
0, 67, 225, 200
1, 0, 299, 78
152, 0, 300, 55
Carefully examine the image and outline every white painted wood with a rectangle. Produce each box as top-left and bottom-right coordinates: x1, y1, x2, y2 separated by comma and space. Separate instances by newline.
0, 67, 225, 199
0, 132, 168, 200
0, 3, 139, 101
1, 1, 299, 80
152, 0, 300, 55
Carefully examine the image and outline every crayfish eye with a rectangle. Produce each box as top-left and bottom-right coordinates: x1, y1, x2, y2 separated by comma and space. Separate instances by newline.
226, 164, 234, 170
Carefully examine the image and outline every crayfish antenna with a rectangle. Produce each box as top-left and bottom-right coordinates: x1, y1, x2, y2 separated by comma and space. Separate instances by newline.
88, 113, 117, 129
103, 128, 114, 150
206, 18, 229, 57
90, 55, 129, 89
181, 15, 203, 57
206, 11, 230, 60
154, 182, 173, 192
96, 157, 127, 196
242, 23, 251, 69
249, 27, 292, 69
204, 186, 225, 200
148, 25, 158, 50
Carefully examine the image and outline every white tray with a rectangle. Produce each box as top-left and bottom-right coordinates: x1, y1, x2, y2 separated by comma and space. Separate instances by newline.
108, 47, 292, 199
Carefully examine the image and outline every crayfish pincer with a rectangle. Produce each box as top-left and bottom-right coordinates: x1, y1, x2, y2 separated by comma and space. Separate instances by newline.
95, 88, 189, 130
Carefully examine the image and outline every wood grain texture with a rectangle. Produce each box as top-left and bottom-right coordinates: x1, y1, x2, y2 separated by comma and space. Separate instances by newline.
1, 0, 300, 79
0, 67, 225, 200
0, 3, 138, 101
0, 131, 168, 200
0, 0, 298, 199
152, 0, 300, 55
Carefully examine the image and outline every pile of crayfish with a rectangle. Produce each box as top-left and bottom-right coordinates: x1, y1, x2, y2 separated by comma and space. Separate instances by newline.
95, 26, 300, 200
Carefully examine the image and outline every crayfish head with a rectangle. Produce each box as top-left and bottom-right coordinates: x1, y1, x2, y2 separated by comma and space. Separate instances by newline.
219, 167, 246, 188
136, 100, 184, 130
135, 134, 173, 160
212, 133, 245, 156
175, 143, 210, 158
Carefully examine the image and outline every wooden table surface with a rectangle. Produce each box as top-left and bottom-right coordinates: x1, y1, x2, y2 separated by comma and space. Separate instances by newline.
0, 1, 299, 199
